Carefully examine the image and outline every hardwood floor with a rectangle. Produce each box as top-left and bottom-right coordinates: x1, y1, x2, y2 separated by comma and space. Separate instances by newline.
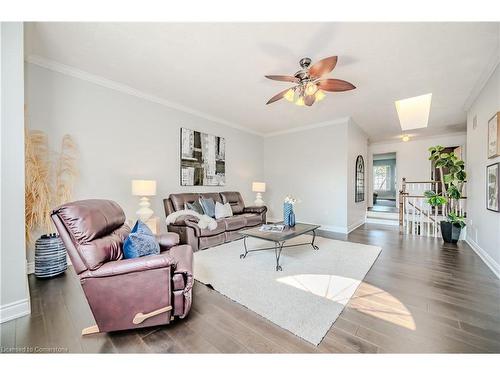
1, 223, 500, 353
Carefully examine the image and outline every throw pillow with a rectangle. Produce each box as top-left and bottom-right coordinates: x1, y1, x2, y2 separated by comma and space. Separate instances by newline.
184, 200, 204, 215
215, 202, 233, 219
123, 220, 160, 259
199, 197, 216, 218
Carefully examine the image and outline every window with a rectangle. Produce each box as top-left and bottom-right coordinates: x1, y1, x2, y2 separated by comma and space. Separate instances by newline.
373, 165, 390, 191
355, 155, 365, 202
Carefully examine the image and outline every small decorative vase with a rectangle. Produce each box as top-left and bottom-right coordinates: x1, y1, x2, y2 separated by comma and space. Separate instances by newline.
283, 202, 294, 226
288, 211, 296, 227
34, 233, 67, 278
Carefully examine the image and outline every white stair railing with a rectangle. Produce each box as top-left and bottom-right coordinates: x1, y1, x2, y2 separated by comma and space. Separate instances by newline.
399, 178, 467, 237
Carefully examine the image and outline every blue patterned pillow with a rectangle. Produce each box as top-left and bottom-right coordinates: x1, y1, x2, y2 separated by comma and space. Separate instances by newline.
123, 220, 160, 259
199, 197, 216, 218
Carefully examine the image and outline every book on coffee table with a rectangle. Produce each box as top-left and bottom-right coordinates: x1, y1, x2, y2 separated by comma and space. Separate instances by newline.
259, 224, 285, 233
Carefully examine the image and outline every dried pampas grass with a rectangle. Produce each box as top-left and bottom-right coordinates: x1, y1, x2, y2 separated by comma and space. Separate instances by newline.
25, 126, 78, 244
25, 127, 52, 243
54, 135, 78, 207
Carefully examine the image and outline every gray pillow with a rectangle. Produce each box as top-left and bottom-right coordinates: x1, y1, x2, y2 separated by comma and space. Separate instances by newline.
199, 197, 216, 218
185, 200, 204, 215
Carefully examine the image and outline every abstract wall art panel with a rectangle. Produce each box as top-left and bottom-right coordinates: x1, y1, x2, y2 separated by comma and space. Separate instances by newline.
180, 128, 226, 186
487, 162, 499, 212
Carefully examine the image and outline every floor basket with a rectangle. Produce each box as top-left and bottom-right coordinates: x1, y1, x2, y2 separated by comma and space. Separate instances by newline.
34, 234, 67, 278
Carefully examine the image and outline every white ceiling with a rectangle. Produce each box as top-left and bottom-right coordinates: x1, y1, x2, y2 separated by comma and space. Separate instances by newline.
25, 22, 499, 141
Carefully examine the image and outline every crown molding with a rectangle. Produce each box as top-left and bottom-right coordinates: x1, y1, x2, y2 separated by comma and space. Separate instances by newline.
463, 45, 500, 111
25, 55, 265, 137
264, 116, 351, 138
368, 130, 467, 146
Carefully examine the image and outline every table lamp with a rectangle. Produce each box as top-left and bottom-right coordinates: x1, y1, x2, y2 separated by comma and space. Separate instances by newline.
252, 182, 266, 207
132, 179, 157, 222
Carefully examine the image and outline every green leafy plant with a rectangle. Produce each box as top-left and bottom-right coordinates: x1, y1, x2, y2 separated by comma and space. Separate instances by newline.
447, 212, 466, 228
427, 145, 466, 227
424, 190, 448, 206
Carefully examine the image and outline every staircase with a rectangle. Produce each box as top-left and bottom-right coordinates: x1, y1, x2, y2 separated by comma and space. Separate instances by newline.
366, 210, 399, 226
399, 178, 467, 237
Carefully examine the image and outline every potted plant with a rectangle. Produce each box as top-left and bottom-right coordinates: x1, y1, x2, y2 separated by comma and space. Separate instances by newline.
25, 127, 78, 277
425, 145, 466, 243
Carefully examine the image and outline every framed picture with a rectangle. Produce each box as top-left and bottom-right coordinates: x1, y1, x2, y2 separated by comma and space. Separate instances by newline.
487, 112, 499, 158
487, 162, 499, 212
180, 128, 225, 186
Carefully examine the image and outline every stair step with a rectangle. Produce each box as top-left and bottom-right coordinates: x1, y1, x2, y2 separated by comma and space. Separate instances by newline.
366, 211, 399, 220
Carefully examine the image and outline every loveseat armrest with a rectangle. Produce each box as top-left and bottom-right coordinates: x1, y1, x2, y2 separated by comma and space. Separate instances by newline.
243, 206, 267, 214
80, 252, 176, 279
167, 215, 202, 236
157, 232, 179, 251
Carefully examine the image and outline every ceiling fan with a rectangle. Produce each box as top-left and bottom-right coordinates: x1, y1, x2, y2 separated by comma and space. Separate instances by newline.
265, 56, 356, 106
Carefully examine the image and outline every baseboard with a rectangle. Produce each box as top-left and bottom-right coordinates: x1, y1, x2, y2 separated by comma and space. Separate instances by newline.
465, 237, 500, 279
347, 218, 366, 233
319, 225, 349, 234
26, 261, 34, 275
0, 298, 31, 323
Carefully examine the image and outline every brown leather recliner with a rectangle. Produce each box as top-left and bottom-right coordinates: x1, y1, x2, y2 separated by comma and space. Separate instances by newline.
164, 191, 267, 252
51, 199, 193, 335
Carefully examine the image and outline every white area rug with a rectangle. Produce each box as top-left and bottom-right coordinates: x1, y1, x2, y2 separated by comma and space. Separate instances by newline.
194, 235, 381, 345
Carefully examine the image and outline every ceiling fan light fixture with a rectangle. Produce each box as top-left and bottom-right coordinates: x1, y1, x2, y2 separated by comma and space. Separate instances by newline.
305, 82, 318, 96
314, 90, 326, 101
284, 88, 295, 102
264, 56, 355, 107
295, 96, 305, 106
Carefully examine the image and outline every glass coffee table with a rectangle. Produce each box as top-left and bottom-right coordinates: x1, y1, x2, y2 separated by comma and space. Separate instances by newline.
238, 223, 320, 271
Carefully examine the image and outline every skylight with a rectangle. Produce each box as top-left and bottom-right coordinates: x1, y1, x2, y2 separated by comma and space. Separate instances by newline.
395, 93, 432, 130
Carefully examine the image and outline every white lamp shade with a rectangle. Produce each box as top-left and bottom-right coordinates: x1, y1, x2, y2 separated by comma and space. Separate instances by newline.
132, 180, 157, 196
252, 182, 266, 193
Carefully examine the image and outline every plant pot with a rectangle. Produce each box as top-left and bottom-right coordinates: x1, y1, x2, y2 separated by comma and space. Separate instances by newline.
34, 234, 67, 278
440, 221, 462, 244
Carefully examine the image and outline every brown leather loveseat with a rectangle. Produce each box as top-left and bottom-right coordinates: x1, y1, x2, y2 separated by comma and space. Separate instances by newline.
164, 191, 267, 252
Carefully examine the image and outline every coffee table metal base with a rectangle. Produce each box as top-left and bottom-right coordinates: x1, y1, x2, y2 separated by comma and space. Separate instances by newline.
239, 229, 319, 271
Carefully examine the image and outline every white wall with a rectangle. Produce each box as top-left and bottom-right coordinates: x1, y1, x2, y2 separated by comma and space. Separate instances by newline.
25, 63, 264, 261
466, 63, 500, 278
264, 121, 348, 232
347, 118, 368, 231
263, 118, 368, 234
368, 133, 467, 206
0, 23, 30, 323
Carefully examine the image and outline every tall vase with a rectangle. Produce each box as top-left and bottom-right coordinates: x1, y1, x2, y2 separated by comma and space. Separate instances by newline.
34, 233, 67, 278
283, 202, 295, 227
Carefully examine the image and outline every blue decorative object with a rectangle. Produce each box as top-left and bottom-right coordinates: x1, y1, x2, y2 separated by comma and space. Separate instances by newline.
199, 197, 216, 218
289, 211, 296, 227
284, 202, 295, 226
123, 220, 160, 259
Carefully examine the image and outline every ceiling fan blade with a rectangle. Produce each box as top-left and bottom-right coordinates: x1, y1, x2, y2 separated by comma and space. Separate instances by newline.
265, 75, 300, 83
266, 87, 294, 105
316, 79, 356, 92
304, 95, 315, 106
309, 56, 338, 78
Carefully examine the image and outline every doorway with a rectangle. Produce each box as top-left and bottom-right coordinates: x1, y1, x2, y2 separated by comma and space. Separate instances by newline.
371, 152, 397, 213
